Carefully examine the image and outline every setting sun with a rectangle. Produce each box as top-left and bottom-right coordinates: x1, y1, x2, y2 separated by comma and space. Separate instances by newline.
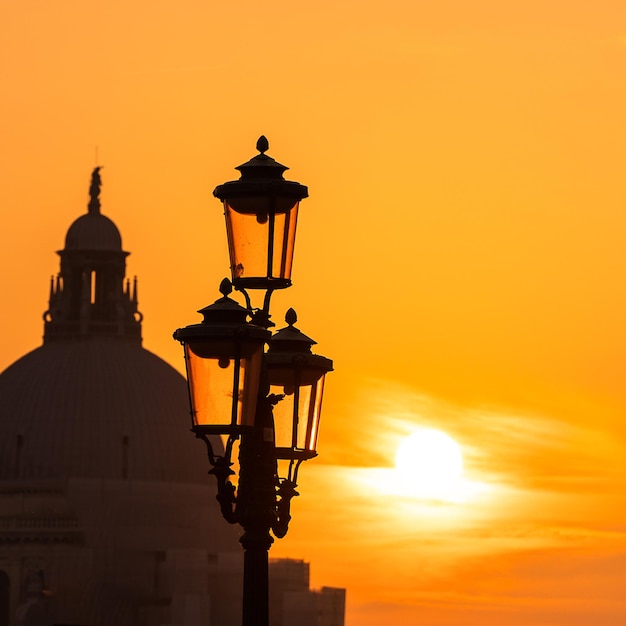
395, 429, 465, 501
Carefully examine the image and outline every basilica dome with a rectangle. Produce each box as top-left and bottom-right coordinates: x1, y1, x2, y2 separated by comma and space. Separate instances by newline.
0, 167, 213, 484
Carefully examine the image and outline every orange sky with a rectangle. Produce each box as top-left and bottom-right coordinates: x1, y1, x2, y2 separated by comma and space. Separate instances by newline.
1, 1, 626, 624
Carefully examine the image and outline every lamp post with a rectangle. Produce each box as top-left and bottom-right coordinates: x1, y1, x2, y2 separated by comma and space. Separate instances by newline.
174, 137, 333, 626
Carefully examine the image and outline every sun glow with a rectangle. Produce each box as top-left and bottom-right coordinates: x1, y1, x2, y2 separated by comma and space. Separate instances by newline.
394, 429, 473, 502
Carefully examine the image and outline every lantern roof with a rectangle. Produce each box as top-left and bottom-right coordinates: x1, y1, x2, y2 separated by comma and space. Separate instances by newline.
196, 278, 250, 325
173, 279, 271, 345
235, 135, 289, 179
269, 309, 317, 354
213, 136, 308, 201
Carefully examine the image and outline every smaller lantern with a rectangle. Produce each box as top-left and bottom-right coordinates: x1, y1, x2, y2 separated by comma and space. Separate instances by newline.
266, 309, 333, 460
173, 279, 271, 435
213, 136, 308, 290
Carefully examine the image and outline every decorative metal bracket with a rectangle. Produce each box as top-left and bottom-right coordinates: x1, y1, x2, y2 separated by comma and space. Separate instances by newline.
195, 430, 239, 524
234, 284, 276, 329
272, 479, 299, 538
194, 394, 301, 538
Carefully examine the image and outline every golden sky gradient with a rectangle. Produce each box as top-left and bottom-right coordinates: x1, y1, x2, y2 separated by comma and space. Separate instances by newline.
1, 1, 625, 624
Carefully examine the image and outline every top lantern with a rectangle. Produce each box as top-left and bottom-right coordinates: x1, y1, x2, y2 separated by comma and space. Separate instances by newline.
213, 136, 309, 290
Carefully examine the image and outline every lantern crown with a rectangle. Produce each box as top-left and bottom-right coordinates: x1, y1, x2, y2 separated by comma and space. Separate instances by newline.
196, 278, 250, 325
235, 135, 289, 180
172, 278, 270, 346
213, 136, 308, 202
267, 309, 333, 380
269, 308, 317, 354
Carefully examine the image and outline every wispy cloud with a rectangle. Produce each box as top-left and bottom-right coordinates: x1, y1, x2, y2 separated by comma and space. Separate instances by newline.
326, 376, 626, 496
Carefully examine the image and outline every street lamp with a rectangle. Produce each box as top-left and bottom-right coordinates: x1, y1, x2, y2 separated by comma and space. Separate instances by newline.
214, 134, 308, 293
174, 137, 333, 626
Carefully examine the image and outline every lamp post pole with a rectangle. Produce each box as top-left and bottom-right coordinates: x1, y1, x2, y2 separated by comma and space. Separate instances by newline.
236, 388, 276, 626
174, 138, 332, 626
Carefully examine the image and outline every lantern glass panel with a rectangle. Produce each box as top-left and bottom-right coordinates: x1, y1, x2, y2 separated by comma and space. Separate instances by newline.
224, 199, 299, 286
239, 350, 263, 427
270, 366, 327, 456
184, 342, 263, 432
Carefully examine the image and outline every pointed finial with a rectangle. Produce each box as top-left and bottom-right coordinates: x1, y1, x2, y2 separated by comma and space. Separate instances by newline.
285, 308, 297, 326
88, 167, 102, 214
219, 278, 233, 297
256, 136, 269, 154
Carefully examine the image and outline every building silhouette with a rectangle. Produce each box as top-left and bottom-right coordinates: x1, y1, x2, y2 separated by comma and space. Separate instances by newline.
269, 560, 344, 626
0, 169, 344, 626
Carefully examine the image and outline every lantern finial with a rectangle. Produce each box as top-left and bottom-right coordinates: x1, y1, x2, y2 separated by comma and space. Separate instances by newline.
219, 277, 233, 297
285, 308, 297, 326
256, 136, 269, 154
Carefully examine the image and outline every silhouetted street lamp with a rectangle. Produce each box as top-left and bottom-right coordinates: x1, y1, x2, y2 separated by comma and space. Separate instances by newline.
174, 137, 333, 626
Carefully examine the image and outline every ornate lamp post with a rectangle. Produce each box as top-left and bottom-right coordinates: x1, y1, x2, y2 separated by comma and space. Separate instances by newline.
174, 137, 333, 626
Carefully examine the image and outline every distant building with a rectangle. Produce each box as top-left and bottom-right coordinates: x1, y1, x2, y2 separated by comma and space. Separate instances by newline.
269, 560, 345, 626
0, 169, 344, 626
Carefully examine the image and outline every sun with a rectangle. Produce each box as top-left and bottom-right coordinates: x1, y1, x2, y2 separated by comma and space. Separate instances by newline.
394, 429, 465, 501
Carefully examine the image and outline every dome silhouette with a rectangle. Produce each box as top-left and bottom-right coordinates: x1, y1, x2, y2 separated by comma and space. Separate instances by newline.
0, 167, 212, 483
64, 212, 123, 251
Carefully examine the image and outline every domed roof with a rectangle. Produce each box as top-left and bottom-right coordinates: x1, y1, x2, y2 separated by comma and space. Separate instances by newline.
0, 339, 215, 483
64, 212, 123, 251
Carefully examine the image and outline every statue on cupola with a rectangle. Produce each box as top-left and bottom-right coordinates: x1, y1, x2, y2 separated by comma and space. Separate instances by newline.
43, 168, 143, 344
